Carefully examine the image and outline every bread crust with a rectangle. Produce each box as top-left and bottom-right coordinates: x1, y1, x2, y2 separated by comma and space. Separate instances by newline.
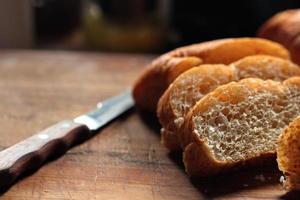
183, 77, 300, 177
158, 55, 300, 151
258, 9, 300, 64
133, 38, 290, 112
234, 55, 300, 81
183, 138, 231, 176
184, 138, 276, 177
277, 116, 300, 191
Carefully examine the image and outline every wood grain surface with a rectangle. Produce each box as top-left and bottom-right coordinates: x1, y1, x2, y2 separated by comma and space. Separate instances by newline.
0, 50, 298, 200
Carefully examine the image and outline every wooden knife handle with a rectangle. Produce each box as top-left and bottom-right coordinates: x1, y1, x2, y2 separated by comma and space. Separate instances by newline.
0, 120, 89, 188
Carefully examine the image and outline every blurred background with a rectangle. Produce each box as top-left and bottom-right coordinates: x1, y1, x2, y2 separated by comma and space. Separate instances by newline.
0, 0, 299, 53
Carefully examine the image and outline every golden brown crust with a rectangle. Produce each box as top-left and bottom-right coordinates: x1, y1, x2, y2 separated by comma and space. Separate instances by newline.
133, 56, 203, 112
277, 116, 300, 191
183, 138, 276, 177
183, 138, 231, 177
183, 77, 300, 177
133, 38, 290, 112
283, 76, 300, 88
258, 9, 300, 64
158, 55, 300, 151
233, 55, 300, 81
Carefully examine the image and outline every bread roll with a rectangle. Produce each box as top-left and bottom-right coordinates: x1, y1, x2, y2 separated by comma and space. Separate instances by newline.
133, 38, 290, 112
277, 116, 300, 191
183, 77, 300, 177
157, 55, 300, 151
258, 9, 300, 64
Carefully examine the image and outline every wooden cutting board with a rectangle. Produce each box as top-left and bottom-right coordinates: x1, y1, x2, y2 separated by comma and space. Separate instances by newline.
0, 50, 297, 200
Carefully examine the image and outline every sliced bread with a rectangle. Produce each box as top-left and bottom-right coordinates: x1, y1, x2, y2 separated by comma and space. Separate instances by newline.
157, 55, 300, 151
183, 77, 300, 176
133, 38, 290, 112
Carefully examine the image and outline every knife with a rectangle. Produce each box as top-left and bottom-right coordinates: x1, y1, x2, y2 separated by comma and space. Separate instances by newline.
0, 90, 134, 188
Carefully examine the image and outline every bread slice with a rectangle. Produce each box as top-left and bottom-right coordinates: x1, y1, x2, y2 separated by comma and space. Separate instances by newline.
277, 116, 300, 191
157, 55, 300, 151
182, 77, 300, 177
133, 38, 290, 112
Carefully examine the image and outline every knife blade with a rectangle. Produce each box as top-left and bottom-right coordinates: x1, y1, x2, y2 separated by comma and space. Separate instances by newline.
0, 90, 134, 188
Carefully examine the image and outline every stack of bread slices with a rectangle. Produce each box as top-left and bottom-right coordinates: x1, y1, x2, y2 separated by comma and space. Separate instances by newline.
133, 38, 300, 191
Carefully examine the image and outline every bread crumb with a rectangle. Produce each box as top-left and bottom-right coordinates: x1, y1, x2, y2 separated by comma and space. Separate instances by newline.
174, 117, 184, 128
280, 175, 286, 186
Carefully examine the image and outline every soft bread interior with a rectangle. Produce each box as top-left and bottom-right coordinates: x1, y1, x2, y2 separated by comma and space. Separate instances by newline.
184, 77, 300, 175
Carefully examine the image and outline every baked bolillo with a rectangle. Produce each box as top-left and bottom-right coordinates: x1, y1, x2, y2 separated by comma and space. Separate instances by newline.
133, 38, 290, 112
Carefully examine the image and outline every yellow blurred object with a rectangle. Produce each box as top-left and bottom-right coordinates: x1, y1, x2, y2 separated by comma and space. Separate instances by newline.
82, 0, 167, 52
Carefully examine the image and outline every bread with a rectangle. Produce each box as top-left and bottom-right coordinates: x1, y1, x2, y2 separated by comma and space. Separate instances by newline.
277, 116, 300, 191
157, 55, 300, 151
258, 9, 300, 64
182, 77, 300, 177
133, 38, 290, 112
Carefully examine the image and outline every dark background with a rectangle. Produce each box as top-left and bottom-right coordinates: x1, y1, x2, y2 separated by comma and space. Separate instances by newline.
4, 0, 300, 52
170, 0, 300, 47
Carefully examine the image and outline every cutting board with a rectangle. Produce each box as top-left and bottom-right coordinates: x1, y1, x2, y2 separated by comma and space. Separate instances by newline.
0, 50, 298, 200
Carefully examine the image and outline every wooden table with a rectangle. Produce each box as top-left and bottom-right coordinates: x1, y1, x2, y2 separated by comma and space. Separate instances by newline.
0, 51, 297, 200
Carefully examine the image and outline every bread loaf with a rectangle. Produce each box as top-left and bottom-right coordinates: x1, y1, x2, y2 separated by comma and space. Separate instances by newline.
183, 77, 300, 177
157, 55, 300, 151
277, 116, 300, 191
133, 38, 290, 112
258, 9, 300, 64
